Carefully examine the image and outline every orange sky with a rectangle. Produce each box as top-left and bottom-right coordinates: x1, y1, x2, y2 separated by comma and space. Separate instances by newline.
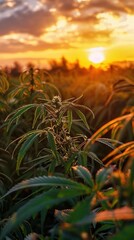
0, 0, 134, 67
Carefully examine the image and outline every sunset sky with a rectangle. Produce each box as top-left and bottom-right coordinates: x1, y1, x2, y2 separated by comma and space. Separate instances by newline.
0, 0, 134, 67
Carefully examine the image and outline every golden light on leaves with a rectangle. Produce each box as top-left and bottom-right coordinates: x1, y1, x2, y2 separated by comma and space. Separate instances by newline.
94, 206, 134, 222
88, 47, 105, 64
11, 213, 17, 223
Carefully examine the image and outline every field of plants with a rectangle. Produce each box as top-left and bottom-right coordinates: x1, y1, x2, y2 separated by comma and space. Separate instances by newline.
0, 61, 134, 239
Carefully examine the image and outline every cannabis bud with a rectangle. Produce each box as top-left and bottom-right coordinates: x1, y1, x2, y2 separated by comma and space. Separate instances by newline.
51, 96, 62, 109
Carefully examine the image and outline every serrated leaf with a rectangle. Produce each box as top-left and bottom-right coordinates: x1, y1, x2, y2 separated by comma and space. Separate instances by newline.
47, 131, 56, 151
96, 168, 112, 190
6, 104, 36, 132
88, 152, 104, 166
67, 110, 72, 133
32, 106, 42, 128
47, 131, 59, 162
73, 165, 94, 188
75, 109, 89, 129
0, 187, 89, 239
0, 190, 59, 240
97, 138, 122, 150
16, 132, 40, 173
1, 175, 90, 198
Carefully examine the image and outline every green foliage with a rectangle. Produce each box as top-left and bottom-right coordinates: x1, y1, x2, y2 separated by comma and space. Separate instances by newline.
3, 94, 94, 176
1, 164, 134, 239
9, 68, 60, 103
0, 67, 134, 239
0, 70, 9, 94
72, 165, 94, 188
0, 185, 90, 239
110, 225, 134, 240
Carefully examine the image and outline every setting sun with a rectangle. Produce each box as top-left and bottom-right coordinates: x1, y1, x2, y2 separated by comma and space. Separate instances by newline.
88, 47, 105, 64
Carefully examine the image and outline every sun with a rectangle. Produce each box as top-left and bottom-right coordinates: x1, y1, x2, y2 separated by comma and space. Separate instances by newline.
88, 47, 105, 64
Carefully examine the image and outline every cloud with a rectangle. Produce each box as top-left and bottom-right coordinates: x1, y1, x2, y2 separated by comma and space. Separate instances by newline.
80, 29, 112, 40
0, 0, 24, 13
88, 0, 126, 14
0, 0, 131, 38
39, 0, 76, 10
55, 0, 134, 16
72, 15, 99, 24
88, 0, 134, 15
57, 0, 76, 12
121, 0, 134, 8
0, 0, 133, 54
0, 6, 56, 36
0, 39, 71, 53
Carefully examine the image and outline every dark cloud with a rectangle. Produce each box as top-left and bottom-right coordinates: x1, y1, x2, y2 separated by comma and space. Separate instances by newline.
0, 7, 56, 36
53, 0, 134, 16
39, 0, 77, 19
0, 0, 23, 12
58, 0, 76, 12
0, 39, 71, 53
88, 0, 134, 15
39, 0, 76, 10
88, 0, 126, 14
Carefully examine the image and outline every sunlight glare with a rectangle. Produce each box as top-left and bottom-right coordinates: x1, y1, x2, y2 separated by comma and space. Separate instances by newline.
57, 17, 67, 29
6, 0, 15, 7
88, 47, 105, 64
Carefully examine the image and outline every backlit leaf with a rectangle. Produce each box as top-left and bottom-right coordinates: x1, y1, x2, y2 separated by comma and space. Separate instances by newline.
73, 165, 94, 188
